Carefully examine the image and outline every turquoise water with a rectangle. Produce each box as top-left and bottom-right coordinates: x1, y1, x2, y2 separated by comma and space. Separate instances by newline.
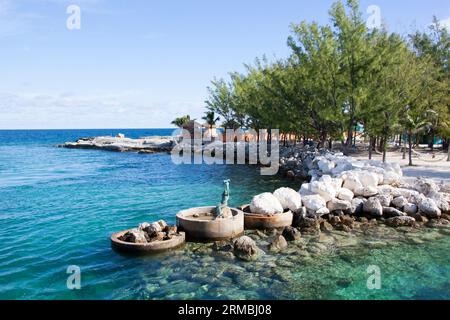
0, 129, 449, 300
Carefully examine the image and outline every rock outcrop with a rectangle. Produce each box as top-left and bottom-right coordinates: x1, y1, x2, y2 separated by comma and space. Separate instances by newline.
61, 135, 175, 153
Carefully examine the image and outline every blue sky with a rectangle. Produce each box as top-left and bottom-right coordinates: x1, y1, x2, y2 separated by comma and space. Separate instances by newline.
0, 0, 449, 129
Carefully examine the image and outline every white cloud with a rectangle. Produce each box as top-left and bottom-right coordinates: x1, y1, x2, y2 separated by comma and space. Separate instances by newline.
439, 17, 450, 30
0, 92, 203, 129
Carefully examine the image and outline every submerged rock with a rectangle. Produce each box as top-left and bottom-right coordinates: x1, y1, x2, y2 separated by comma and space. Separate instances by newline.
320, 221, 333, 232
385, 216, 416, 228
233, 236, 261, 261
269, 235, 288, 252
282, 226, 301, 241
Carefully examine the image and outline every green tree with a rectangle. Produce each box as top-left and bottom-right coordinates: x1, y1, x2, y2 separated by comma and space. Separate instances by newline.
202, 111, 220, 131
171, 115, 192, 128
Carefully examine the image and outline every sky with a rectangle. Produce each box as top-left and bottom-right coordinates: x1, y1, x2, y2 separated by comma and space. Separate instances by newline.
0, 0, 449, 129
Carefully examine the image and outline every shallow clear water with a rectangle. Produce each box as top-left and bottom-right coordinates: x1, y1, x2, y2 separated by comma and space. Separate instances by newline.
0, 129, 448, 300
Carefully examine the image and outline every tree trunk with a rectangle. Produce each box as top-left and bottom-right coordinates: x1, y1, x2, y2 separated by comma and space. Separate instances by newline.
408, 131, 413, 166
382, 136, 387, 163
368, 136, 373, 160
328, 139, 332, 150
429, 129, 434, 151
402, 132, 406, 160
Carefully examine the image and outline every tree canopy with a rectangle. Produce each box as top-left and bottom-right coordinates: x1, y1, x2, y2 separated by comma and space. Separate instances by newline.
204, 0, 449, 163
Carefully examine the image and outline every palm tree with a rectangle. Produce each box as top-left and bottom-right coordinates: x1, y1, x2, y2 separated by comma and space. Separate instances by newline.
401, 109, 432, 166
171, 115, 191, 128
202, 111, 220, 132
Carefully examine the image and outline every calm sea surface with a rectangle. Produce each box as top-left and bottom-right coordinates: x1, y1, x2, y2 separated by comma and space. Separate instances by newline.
0, 129, 448, 300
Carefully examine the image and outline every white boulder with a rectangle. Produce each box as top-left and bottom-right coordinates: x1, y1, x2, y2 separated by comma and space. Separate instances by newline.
315, 207, 330, 216
391, 196, 408, 209
318, 159, 335, 174
250, 193, 284, 215
383, 171, 401, 186
363, 197, 383, 217
404, 203, 418, 215
342, 174, 363, 192
310, 180, 336, 202
337, 188, 354, 202
327, 199, 351, 212
273, 187, 302, 212
354, 186, 378, 198
418, 198, 441, 218
299, 183, 314, 196
302, 195, 327, 211
357, 171, 379, 188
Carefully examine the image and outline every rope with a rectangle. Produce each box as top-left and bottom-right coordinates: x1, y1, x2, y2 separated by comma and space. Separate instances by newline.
410, 149, 448, 162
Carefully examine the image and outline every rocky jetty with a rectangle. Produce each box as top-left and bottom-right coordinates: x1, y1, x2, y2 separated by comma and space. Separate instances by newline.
279, 146, 449, 217
60, 134, 175, 153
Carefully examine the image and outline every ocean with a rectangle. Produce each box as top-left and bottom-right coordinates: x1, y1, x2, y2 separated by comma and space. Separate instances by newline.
0, 129, 448, 300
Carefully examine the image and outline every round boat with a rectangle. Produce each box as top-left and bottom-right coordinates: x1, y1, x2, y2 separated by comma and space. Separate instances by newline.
111, 229, 185, 253
238, 204, 293, 230
176, 206, 244, 241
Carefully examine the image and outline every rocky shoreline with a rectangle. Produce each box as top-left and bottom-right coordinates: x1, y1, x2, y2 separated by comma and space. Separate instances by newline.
221, 146, 450, 261
59, 135, 175, 153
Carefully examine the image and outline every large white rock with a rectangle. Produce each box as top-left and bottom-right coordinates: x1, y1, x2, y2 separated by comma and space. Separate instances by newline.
377, 185, 395, 196
428, 191, 450, 213
327, 198, 351, 212
357, 171, 379, 188
363, 197, 383, 217
273, 187, 302, 212
318, 159, 335, 174
250, 193, 284, 215
331, 162, 354, 176
299, 183, 314, 196
391, 196, 408, 209
302, 195, 327, 211
310, 180, 336, 202
337, 188, 354, 201
404, 203, 418, 215
342, 174, 363, 192
315, 207, 330, 216
354, 186, 378, 197
413, 178, 440, 195
383, 171, 401, 186
418, 198, 441, 218
376, 194, 393, 207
